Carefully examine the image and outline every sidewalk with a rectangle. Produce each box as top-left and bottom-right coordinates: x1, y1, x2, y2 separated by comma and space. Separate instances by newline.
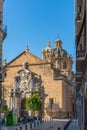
67, 119, 80, 130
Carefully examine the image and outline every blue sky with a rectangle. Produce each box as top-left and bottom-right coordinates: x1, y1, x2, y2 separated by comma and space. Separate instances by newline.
3, 0, 75, 71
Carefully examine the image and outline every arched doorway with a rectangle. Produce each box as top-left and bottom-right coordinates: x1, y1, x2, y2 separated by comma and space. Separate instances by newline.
21, 98, 27, 117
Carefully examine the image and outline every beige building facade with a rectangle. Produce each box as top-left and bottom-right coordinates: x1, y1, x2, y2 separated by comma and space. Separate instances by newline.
2, 39, 75, 119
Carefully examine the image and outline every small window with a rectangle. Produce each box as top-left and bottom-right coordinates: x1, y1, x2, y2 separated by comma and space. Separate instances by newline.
24, 62, 29, 69
77, 6, 81, 13
63, 62, 67, 69
49, 98, 54, 109
80, 44, 82, 50
4, 72, 7, 77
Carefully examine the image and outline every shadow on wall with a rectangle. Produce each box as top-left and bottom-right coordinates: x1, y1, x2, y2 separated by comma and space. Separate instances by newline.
45, 103, 60, 118
45, 103, 69, 119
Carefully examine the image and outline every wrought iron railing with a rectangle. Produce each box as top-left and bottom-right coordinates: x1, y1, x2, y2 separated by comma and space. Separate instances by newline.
76, 12, 86, 47
0, 25, 7, 39
76, 50, 85, 57
2, 25, 7, 35
0, 25, 7, 40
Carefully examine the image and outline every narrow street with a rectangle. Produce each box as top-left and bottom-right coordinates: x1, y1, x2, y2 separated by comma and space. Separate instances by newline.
31, 119, 69, 130
1, 119, 80, 130
67, 119, 80, 130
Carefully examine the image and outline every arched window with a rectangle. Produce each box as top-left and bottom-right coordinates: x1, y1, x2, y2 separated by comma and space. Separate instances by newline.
63, 62, 67, 69
24, 62, 29, 69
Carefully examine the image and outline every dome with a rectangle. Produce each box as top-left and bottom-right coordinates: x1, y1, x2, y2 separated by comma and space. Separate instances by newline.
52, 48, 68, 58
62, 49, 68, 57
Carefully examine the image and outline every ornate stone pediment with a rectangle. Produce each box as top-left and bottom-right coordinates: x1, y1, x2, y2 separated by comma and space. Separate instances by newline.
12, 68, 42, 97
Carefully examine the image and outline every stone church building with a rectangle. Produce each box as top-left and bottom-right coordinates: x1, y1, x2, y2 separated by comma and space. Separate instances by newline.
2, 39, 75, 119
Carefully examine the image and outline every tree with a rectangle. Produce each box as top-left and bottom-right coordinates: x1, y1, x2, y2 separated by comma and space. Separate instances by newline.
1, 105, 8, 113
26, 93, 41, 112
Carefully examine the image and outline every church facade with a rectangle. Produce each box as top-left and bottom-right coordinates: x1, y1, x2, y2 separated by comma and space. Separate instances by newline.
2, 39, 75, 119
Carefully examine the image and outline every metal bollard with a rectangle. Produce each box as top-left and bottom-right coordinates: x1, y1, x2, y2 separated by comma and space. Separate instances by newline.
37, 121, 39, 126
34, 122, 36, 127
40, 120, 42, 124
20, 126, 22, 130
25, 125, 27, 130
30, 123, 32, 128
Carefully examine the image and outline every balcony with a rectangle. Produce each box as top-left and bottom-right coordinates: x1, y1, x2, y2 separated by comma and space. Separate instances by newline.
76, 50, 85, 60
0, 25, 7, 41
2, 25, 7, 40
76, 12, 81, 23
76, 72, 83, 82
76, 60, 85, 78
76, 72, 82, 78
75, 12, 86, 47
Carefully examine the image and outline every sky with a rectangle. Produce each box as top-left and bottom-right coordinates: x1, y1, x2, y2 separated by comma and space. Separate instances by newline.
3, 0, 75, 71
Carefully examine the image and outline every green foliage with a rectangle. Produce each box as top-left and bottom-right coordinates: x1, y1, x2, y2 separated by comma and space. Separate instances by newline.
1, 105, 8, 112
26, 93, 41, 111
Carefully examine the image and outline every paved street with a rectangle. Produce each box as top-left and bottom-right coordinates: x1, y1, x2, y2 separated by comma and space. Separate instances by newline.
67, 119, 80, 130
31, 119, 69, 130
1, 119, 80, 130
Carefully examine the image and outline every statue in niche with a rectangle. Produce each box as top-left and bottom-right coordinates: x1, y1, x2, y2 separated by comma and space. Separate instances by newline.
14, 76, 20, 89
27, 72, 35, 91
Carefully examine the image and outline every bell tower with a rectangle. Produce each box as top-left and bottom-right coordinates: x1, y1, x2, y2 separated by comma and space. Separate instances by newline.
54, 38, 62, 48
42, 41, 52, 62
0, 0, 7, 65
